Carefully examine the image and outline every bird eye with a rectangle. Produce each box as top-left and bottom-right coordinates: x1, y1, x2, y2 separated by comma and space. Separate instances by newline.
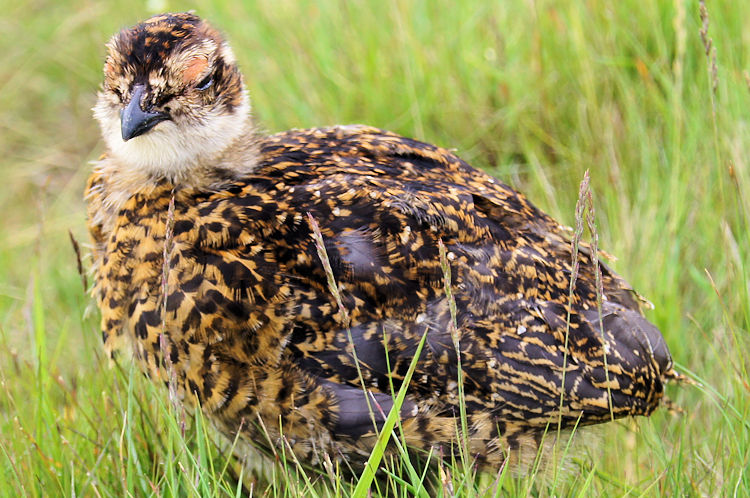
196, 74, 213, 91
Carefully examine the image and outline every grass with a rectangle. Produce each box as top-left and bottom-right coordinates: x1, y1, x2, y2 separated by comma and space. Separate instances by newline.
0, 0, 748, 495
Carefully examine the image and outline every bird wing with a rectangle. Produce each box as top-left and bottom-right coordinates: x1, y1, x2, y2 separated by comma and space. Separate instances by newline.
169, 125, 671, 436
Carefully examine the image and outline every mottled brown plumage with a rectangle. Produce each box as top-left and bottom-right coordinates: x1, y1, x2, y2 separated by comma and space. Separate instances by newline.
87, 12, 676, 471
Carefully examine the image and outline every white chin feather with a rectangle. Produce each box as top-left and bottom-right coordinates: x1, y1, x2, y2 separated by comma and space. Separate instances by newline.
94, 97, 249, 180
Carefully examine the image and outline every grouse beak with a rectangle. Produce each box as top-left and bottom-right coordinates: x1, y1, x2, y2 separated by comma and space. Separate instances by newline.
120, 84, 169, 141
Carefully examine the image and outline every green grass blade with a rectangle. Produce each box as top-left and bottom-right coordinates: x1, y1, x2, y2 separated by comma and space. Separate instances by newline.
353, 329, 429, 498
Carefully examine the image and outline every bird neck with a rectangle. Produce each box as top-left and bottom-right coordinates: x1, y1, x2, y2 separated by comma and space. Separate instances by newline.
88, 116, 260, 243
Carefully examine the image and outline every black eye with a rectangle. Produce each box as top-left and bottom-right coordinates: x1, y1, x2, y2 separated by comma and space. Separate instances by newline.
196, 74, 213, 91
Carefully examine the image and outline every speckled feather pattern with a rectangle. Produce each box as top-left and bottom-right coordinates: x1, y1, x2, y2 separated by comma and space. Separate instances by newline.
87, 125, 674, 468
87, 13, 675, 471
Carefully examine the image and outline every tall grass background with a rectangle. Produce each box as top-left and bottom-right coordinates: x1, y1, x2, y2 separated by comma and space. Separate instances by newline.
0, 0, 748, 495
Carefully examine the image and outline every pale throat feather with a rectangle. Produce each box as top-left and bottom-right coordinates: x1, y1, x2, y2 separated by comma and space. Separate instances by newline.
93, 92, 252, 184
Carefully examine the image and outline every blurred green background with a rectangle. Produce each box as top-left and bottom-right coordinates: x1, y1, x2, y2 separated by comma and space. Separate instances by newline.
0, 0, 748, 495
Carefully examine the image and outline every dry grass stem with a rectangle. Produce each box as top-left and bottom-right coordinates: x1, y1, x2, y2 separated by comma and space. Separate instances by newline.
68, 229, 88, 292
159, 192, 184, 434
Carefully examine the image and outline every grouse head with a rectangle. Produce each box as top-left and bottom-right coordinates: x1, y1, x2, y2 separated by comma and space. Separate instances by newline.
94, 13, 251, 182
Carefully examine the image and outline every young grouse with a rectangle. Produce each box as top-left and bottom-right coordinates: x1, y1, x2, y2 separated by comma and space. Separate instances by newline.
87, 12, 676, 469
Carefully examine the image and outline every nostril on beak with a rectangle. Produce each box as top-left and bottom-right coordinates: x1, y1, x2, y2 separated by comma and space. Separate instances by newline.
120, 84, 169, 141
